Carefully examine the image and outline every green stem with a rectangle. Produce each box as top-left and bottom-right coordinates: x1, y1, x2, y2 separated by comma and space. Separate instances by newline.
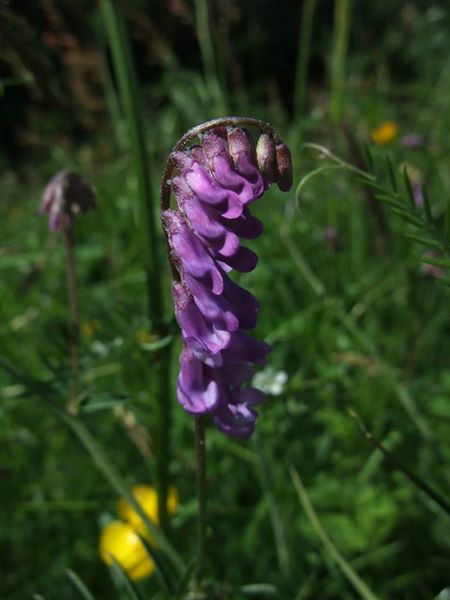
194, 416, 207, 581
294, 0, 318, 124
99, 0, 170, 531
330, 0, 351, 123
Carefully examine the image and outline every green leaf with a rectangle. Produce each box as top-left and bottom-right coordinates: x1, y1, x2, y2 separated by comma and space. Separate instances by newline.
389, 207, 424, 227
240, 583, 278, 596
384, 153, 398, 193
422, 185, 434, 226
403, 234, 442, 249
139, 333, 174, 352
373, 193, 405, 211
80, 393, 130, 413
418, 256, 450, 268
66, 569, 96, 600
402, 167, 416, 210
362, 142, 374, 172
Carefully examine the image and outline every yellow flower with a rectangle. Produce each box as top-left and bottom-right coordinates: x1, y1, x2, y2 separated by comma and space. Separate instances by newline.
81, 320, 102, 339
99, 520, 154, 581
370, 121, 398, 145
117, 484, 179, 536
134, 329, 159, 345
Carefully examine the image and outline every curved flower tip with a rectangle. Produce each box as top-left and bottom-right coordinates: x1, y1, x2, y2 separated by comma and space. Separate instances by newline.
40, 170, 95, 231
162, 119, 292, 438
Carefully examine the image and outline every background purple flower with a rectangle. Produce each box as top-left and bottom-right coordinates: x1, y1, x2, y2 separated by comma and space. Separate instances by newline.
40, 170, 95, 231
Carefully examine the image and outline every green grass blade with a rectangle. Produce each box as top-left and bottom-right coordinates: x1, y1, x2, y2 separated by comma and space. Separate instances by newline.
66, 569, 96, 600
289, 466, 379, 600
294, 0, 318, 122
108, 556, 144, 600
254, 434, 290, 579
137, 533, 176, 595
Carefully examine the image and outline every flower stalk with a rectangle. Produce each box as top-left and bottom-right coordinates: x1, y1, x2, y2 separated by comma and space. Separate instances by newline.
40, 170, 95, 412
194, 416, 207, 581
61, 217, 80, 412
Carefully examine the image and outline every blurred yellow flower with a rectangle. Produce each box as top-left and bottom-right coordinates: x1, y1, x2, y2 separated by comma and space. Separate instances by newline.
371, 121, 398, 145
99, 520, 154, 581
81, 320, 102, 339
117, 484, 179, 535
134, 329, 158, 344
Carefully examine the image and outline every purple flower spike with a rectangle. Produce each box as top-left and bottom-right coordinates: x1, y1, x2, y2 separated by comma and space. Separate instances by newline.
40, 170, 95, 231
162, 120, 292, 438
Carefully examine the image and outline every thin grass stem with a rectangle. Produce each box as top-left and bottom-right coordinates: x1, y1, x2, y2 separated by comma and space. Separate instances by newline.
294, 0, 318, 124
289, 466, 379, 600
330, 0, 351, 123
99, 0, 170, 532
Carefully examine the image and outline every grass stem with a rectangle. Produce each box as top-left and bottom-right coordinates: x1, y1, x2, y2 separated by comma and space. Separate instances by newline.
294, 0, 318, 124
100, 0, 170, 532
330, 0, 351, 123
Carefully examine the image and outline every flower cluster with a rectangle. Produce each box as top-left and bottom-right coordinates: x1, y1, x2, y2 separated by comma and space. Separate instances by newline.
162, 126, 292, 438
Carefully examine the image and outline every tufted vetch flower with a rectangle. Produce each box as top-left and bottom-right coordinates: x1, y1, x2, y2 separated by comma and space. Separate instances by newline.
40, 170, 95, 231
161, 120, 292, 438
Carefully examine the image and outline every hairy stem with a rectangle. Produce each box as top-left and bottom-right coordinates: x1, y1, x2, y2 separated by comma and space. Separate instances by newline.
194, 416, 207, 581
62, 218, 79, 412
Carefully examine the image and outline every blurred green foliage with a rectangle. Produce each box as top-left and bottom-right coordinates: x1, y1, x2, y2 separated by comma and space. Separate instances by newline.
1, 1, 450, 599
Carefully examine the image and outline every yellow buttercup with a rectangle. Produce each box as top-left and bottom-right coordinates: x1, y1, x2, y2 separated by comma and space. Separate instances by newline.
118, 484, 179, 535
99, 520, 154, 581
370, 121, 398, 145
99, 484, 178, 580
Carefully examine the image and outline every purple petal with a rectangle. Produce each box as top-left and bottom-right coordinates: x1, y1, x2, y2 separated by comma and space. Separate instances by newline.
173, 283, 230, 366
177, 349, 220, 414
222, 331, 270, 365
172, 152, 244, 218
163, 210, 224, 294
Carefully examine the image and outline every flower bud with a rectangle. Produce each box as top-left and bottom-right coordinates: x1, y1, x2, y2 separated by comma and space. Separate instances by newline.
40, 170, 95, 230
256, 134, 275, 187
274, 143, 293, 191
